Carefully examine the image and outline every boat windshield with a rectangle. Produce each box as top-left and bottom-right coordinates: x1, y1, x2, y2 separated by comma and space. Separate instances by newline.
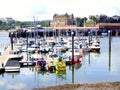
37, 61, 46, 66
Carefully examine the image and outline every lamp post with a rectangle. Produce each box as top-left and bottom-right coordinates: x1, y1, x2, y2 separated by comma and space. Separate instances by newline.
71, 31, 74, 65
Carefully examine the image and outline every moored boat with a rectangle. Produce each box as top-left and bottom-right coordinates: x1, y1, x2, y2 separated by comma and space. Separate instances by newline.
8, 50, 23, 60
89, 42, 100, 52
53, 57, 66, 71
35, 59, 47, 71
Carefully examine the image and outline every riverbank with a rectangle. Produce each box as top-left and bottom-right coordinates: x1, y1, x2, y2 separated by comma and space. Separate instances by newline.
33, 82, 120, 90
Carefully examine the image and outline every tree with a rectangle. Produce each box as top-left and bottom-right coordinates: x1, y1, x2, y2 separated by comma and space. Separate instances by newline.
75, 17, 87, 27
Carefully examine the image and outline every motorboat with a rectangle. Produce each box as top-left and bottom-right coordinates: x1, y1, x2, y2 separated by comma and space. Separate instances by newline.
30, 53, 42, 61
27, 44, 39, 53
65, 49, 82, 65
53, 57, 66, 71
35, 59, 47, 71
89, 42, 100, 52
8, 50, 23, 60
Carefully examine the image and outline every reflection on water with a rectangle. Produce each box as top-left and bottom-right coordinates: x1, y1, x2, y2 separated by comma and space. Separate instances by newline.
109, 51, 111, 71
1, 36, 120, 90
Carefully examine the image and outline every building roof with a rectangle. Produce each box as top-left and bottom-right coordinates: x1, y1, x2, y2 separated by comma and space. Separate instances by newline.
53, 25, 99, 30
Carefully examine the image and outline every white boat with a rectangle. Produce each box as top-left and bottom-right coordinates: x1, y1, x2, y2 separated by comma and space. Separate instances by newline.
27, 44, 39, 53
102, 32, 107, 36
30, 53, 42, 61
89, 42, 100, 52
20, 45, 27, 52
79, 42, 89, 53
8, 50, 23, 60
40, 45, 50, 53
67, 49, 81, 56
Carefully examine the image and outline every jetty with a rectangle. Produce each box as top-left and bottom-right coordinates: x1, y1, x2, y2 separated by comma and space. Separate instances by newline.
19, 59, 35, 66
5, 59, 20, 72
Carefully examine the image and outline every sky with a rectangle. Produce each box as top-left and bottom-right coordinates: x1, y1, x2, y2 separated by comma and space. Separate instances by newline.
0, 0, 120, 21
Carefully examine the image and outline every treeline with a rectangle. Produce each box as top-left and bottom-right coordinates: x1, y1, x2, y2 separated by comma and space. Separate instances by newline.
75, 15, 120, 27
0, 20, 15, 30
0, 20, 51, 30
0, 14, 120, 30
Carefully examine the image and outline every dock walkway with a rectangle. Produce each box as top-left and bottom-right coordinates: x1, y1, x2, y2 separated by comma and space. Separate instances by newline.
0, 46, 11, 71
5, 59, 20, 72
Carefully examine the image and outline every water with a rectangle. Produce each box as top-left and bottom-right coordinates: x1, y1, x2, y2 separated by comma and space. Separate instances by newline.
0, 34, 10, 54
1, 34, 120, 90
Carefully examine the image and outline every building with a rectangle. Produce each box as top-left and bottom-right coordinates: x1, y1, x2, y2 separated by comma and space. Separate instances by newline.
50, 13, 74, 27
96, 23, 120, 30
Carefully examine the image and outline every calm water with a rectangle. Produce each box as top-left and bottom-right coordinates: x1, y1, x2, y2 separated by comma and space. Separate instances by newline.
0, 34, 10, 54
0, 34, 120, 90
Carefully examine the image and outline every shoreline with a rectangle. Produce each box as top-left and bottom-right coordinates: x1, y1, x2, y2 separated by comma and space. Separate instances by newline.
33, 82, 120, 90
0, 30, 9, 34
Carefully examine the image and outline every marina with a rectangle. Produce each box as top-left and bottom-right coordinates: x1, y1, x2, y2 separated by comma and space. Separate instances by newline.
1, 0, 120, 89
0, 32, 120, 90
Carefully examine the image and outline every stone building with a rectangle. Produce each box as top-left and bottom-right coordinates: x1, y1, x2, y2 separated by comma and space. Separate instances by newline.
50, 13, 74, 27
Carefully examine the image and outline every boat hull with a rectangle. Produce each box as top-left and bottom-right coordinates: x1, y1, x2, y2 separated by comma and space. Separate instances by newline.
5, 66, 20, 72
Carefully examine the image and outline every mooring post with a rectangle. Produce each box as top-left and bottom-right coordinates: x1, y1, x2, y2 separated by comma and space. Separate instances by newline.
108, 30, 111, 71
72, 31, 74, 65
10, 32, 13, 50
71, 30, 75, 83
88, 31, 91, 46
108, 30, 111, 52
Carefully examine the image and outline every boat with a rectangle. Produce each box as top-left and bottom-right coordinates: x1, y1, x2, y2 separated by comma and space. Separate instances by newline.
45, 56, 56, 72
40, 45, 50, 53
35, 59, 47, 71
65, 49, 82, 65
89, 42, 100, 52
8, 50, 23, 60
53, 57, 66, 71
30, 53, 42, 61
27, 44, 39, 53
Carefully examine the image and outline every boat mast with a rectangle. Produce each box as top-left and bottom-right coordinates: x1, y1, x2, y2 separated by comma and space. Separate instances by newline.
33, 16, 36, 45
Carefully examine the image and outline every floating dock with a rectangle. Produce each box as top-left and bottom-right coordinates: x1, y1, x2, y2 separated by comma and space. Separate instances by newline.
5, 59, 20, 72
19, 59, 35, 66
0, 46, 10, 73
